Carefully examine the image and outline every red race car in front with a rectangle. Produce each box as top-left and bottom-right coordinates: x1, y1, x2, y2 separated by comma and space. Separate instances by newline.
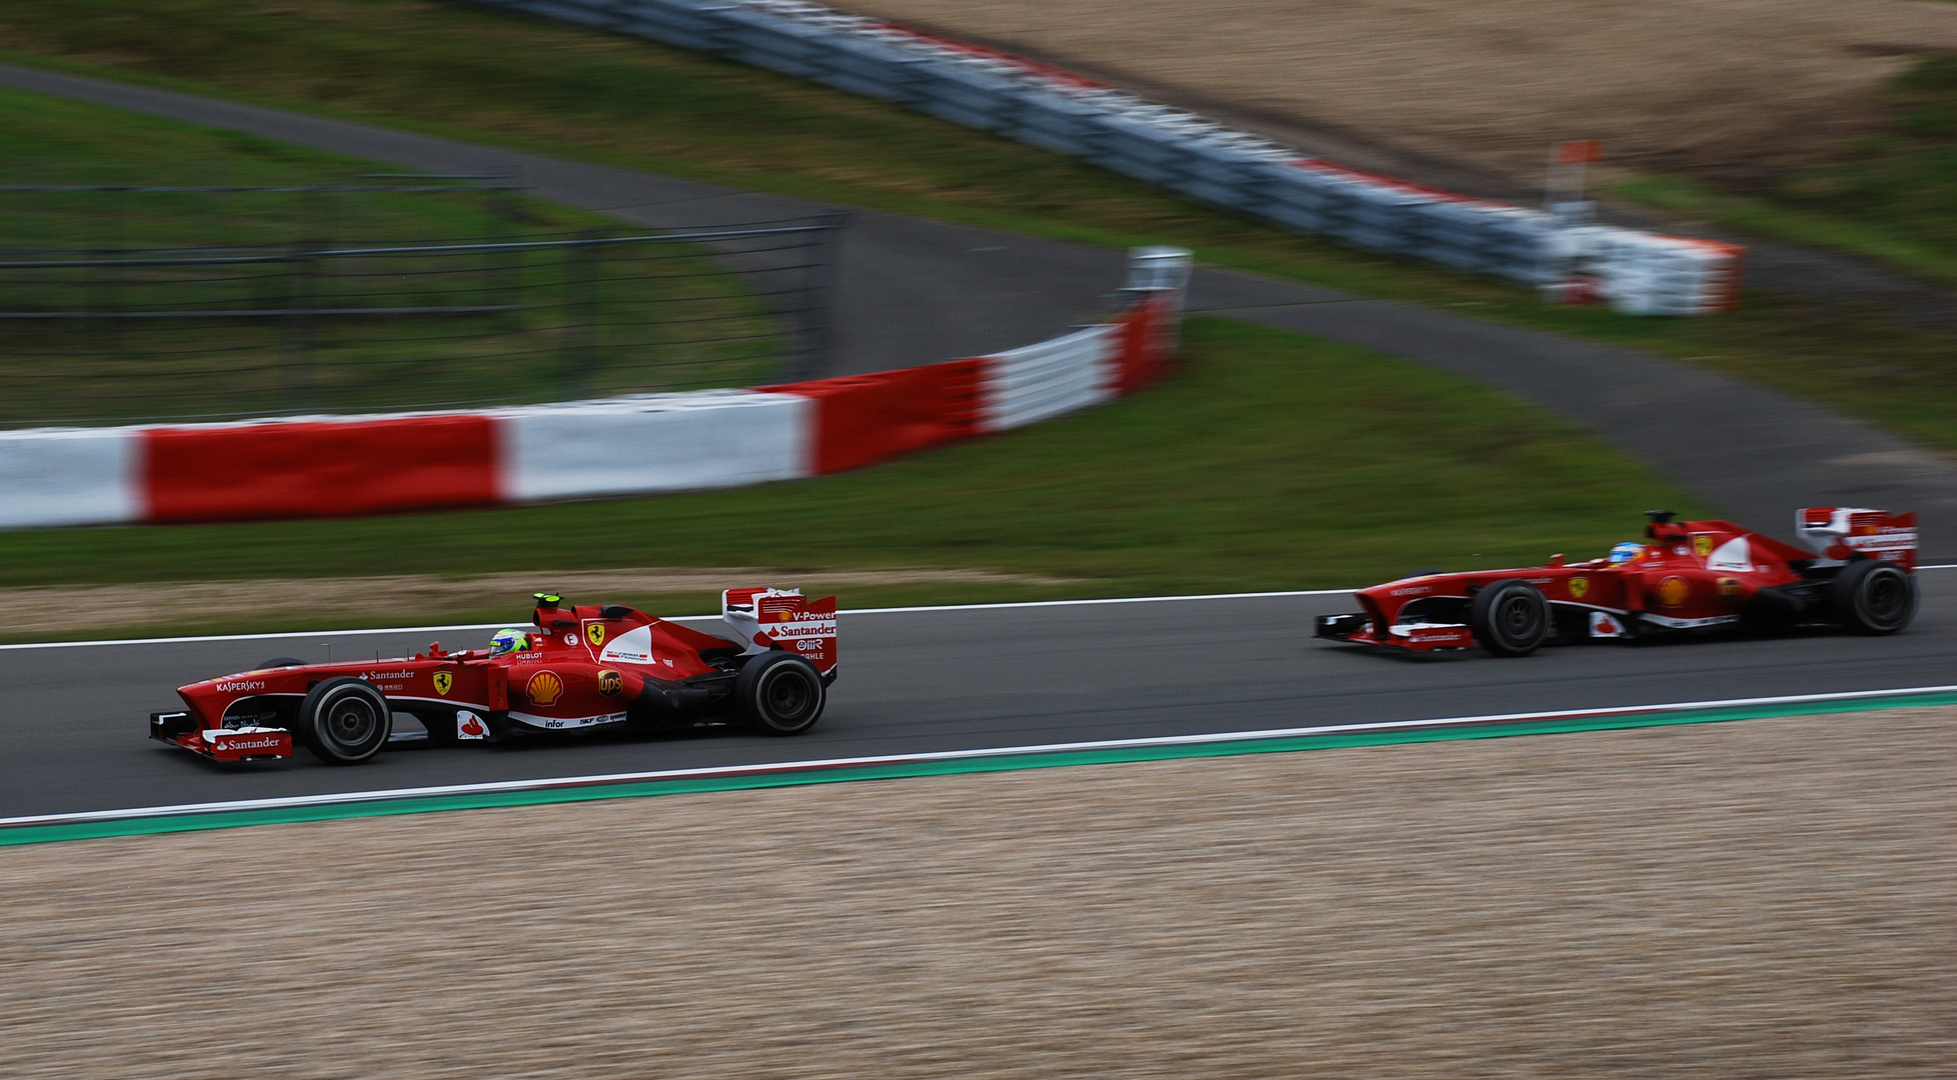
1315, 507, 1919, 658
151, 588, 837, 764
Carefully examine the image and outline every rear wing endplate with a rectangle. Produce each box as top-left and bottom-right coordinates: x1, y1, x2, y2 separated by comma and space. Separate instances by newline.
1795, 507, 1918, 571
722, 588, 838, 673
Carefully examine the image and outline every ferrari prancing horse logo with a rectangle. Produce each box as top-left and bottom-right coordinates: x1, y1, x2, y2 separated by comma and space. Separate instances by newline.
1568, 576, 1589, 599
586, 623, 606, 647
433, 671, 453, 696
1693, 535, 1714, 558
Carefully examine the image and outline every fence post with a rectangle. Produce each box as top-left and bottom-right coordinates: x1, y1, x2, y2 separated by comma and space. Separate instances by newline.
558, 229, 602, 399
280, 242, 318, 413
87, 187, 128, 358
781, 210, 849, 382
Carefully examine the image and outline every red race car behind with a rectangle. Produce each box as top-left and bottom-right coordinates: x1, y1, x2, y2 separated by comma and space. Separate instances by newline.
151, 587, 837, 764
1315, 507, 1919, 657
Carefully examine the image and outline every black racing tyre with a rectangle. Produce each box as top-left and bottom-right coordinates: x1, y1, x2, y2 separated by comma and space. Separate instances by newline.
298, 677, 391, 764
1470, 578, 1550, 657
257, 657, 306, 669
736, 652, 826, 735
1832, 560, 1917, 635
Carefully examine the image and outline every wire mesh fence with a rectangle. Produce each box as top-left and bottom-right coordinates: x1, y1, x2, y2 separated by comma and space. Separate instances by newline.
0, 181, 841, 428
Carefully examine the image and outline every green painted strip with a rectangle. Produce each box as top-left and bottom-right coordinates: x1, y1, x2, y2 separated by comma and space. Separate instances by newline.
6, 692, 1953, 848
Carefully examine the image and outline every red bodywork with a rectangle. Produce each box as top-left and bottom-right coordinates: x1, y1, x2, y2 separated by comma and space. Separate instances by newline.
152, 590, 838, 762
1316, 508, 1918, 655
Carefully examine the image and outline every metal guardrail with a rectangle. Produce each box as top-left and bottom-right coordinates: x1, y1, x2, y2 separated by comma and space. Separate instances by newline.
463, 0, 1743, 316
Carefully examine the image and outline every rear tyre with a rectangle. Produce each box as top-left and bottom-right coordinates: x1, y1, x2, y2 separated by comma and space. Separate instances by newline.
257, 657, 306, 669
736, 653, 826, 735
298, 677, 391, 764
1832, 560, 1917, 635
1470, 579, 1550, 657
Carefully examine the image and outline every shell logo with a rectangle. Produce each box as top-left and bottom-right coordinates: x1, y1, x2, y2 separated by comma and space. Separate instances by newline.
526, 670, 564, 706
1657, 576, 1691, 607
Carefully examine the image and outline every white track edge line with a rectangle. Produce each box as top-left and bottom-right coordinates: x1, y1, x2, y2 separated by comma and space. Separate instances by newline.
7, 683, 1953, 829
0, 590, 1349, 650
6, 567, 1952, 651
0, 623, 515, 651
837, 589, 1349, 614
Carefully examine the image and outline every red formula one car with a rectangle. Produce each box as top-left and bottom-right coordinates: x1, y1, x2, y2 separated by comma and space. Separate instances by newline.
151, 588, 837, 764
1315, 508, 1919, 657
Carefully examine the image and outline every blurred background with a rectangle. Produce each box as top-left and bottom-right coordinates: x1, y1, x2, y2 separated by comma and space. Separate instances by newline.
1, 4, 1952, 1078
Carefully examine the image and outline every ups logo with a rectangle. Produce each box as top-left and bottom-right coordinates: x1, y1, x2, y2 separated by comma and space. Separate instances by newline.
597, 669, 624, 696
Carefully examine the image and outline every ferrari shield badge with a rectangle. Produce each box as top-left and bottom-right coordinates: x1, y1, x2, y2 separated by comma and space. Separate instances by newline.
1693, 535, 1714, 558
587, 623, 606, 647
433, 671, 453, 696
1568, 576, 1589, 599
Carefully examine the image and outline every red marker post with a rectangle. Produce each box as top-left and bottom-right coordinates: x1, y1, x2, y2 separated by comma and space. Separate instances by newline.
1547, 139, 1602, 216
1543, 140, 1605, 304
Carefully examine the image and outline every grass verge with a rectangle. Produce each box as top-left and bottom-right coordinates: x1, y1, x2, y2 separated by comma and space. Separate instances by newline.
0, 318, 1704, 640
0, 1, 1951, 449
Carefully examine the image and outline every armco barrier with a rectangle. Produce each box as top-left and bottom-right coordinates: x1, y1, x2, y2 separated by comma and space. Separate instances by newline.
459, 0, 1742, 316
0, 248, 1190, 531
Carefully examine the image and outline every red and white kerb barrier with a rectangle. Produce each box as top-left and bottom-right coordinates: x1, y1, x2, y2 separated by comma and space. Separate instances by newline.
0, 247, 1190, 530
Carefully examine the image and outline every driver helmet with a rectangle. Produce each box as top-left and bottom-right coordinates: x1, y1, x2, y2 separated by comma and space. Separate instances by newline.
488, 628, 532, 656
1608, 541, 1644, 565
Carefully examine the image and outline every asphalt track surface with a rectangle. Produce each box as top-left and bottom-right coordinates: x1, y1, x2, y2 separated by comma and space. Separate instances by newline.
4, 572, 1952, 820
1, 62, 1953, 821
5, 62, 1955, 555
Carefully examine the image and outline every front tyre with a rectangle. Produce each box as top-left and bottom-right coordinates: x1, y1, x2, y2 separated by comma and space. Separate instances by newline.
1470, 579, 1550, 657
736, 653, 826, 735
1833, 560, 1917, 635
298, 677, 391, 764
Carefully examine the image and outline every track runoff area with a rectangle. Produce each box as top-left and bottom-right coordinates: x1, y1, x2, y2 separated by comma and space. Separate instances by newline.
4, 568, 1954, 846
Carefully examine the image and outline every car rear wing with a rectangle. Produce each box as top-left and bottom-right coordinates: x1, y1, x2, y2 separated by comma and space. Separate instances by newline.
1795, 507, 1918, 571
722, 588, 838, 673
